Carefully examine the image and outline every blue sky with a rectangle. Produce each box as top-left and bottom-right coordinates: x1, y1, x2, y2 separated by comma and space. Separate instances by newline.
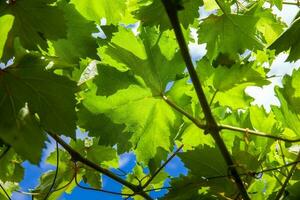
11, 134, 188, 200
4, 3, 300, 200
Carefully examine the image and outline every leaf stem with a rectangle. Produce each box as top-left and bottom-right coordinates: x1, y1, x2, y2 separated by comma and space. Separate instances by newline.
162, 95, 206, 129
274, 151, 300, 200
43, 141, 59, 200
47, 132, 153, 200
278, 141, 288, 175
142, 144, 184, 189
73, 163, 133, 196
282, 1, 300, 6
161, 1, 250, 198
219, 124, 300, 143
0, 182, 11, 200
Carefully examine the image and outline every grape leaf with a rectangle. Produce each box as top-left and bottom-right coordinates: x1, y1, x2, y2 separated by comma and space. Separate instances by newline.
81, 84, 182, 163
33, 149, 78, 200
49, 1, 98, 63
198, 13, 263, 61
0, 14, 14, 59
269, 13, 300, 61
134, 0, 203, 30
0, 147, 24, 182
273, 93, 300, 137
99, 27, 185, 95
0, 0, 67, 59
164, 146, 236, 199
70, 0, 127, 24
0, 54, 77, 149
196, 59, 269, 109
279, 69, 300, 114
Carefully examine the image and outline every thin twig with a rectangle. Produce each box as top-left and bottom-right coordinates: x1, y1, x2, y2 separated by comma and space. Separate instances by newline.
43, 141, 59, 200
162, 95, 206, 129
16, 174, 75, 197
209, 90, 218, 106
278, 141, 288, 175
143, 144, 184, 189
282, 1, 300, 6
144, 186, 172, 192
47, 132, 153, 200
274, 152, 300, 200
161, 1, 250, 198
0, 183, 11, 200
140, 159, 300, 198
73, 164, 133, 196
273, 173, 284, 186
164, 96, 300, 143
219, 124, 300, 143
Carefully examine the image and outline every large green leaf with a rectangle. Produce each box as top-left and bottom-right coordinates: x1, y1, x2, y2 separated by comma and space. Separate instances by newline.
0, 53, 77, 162
81, 84, 181, 163
0, 0, 67, 59
99, 27, 185, 95
196, 59, 269, 109
164, 146, 236, 199
198, 13, 263, 61
48, 1, 98, 64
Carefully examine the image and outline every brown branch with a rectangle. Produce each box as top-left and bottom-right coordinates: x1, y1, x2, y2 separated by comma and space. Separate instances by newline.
142, 144, 184, 189
161, 1, 250, 198
274, 152, 300, 200
47, 132, 153, 200
219, 124, 300, 143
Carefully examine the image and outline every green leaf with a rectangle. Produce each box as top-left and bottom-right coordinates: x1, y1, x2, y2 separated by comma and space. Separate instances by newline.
196, 60, 269, 109
0, 0, 67, 59
49, 1, 98, 63
123, 164, 168, 199
99, 27, 185, 95
134, 0, 203, 31
0, 98, 45, 164
0, 14, 14, 60
180, 123, 215, 150
81, 84, 181, 163
252, 6, 285, 45
0, 53, 77, 140
164, 146, 236, 199
34, 149, 78, 200
70, 0, 127, 24
269, 14, 300, 61
198, 13, 263, 61
280, 69, 300, 114
0, 147, 24, 182
273, 88, 300, 137
0, 181, 18, 199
